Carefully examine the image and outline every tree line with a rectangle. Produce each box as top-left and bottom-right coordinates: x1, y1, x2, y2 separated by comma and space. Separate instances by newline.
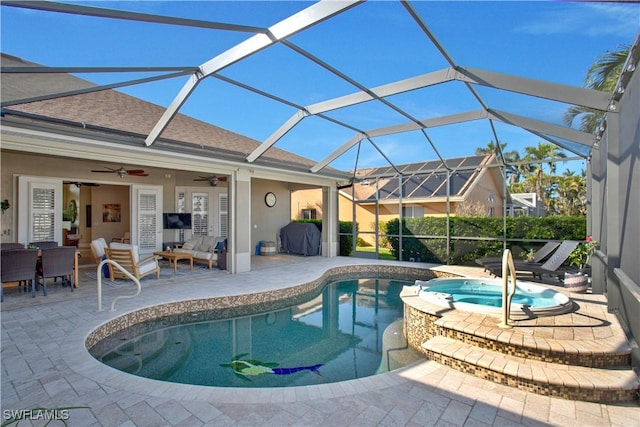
475, 45, 629, 217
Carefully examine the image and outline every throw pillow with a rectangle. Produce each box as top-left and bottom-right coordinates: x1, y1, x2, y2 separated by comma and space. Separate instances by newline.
181, 237, 200, 251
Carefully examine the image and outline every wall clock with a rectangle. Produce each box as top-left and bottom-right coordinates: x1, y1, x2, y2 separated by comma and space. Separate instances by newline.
265, 192, 277, 207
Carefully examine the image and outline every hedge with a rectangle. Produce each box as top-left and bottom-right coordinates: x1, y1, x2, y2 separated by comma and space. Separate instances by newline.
383, 216, 586, 265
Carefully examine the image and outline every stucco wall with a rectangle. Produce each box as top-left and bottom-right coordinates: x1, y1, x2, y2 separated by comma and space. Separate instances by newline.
251, 179, 292, 251
0, 152, 216, 244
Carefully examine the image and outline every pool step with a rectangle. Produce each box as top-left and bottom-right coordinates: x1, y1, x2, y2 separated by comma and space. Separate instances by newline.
422, 336, 640, 403
432, 315, 632, 368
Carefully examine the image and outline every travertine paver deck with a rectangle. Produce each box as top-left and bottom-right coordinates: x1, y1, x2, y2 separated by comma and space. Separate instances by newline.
1, 255, 639, 426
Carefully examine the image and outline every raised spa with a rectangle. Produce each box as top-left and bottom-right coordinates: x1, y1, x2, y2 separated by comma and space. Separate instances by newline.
415, 277, 573, 319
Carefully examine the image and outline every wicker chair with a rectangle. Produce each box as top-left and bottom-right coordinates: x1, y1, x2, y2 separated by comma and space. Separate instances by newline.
28, 241, 59, 249
0, 243, 25, 251
1, 249, 39, 302
36, 246, 76, 296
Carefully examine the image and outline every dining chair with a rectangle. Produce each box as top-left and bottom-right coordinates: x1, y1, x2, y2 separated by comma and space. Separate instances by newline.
37, 246, 76, 296
1, 249, 39, 302
0, 243, 25, 251
28, 241, 59, 249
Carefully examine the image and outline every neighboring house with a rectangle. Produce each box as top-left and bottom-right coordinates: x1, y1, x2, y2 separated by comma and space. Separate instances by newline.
291, 155, 506, 245
508, 193, 545, 217
1, 54, 347, 273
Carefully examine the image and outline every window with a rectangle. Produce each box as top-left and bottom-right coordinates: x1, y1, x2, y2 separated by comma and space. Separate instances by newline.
31, 187, 56, 241
301, 208, 317, 219
219, 193, 228, 237
402, 206, 424, 218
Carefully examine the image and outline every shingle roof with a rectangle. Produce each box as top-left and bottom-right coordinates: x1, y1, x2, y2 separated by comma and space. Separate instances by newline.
0, 53, 320, 169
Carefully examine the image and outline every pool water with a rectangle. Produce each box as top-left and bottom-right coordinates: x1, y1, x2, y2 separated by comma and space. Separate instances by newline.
422, 280, 562, 307
92, 278, 423, 388
416, 277, 573, 318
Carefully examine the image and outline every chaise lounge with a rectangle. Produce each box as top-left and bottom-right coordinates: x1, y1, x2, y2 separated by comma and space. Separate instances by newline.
486, 240, 580, 281
475, 240, 560, 271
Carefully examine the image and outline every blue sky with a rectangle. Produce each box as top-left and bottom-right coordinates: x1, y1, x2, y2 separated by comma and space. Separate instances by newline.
2, 1, 638, 173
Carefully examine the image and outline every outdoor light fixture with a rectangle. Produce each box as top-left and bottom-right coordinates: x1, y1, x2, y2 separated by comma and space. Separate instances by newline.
598, 121, 607, 133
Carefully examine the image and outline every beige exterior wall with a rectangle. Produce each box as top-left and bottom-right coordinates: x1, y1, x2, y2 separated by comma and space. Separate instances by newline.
252, 179, 291, 250
291, 168, 505, 247
290, 188, 324, 220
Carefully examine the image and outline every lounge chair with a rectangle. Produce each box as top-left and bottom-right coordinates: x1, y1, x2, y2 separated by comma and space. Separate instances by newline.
105, 245, 160, 281
111, 232, 131, 244
486, 240, 580, 281
90, 238, 108, 264
475, 240, 560, 269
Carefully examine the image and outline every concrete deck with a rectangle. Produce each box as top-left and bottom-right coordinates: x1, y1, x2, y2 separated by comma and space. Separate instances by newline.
1, 255, 638, 426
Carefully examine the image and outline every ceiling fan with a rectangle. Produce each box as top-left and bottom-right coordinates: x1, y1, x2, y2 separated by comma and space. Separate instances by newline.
193, 175, 227, 186
91, 166, 148, 178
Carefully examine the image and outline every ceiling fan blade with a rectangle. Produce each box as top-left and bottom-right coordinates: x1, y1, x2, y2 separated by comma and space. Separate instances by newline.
126, 169, 146, 174
129, 172, 148, 176
218, 176, 228, 181
91, 169, 116, 173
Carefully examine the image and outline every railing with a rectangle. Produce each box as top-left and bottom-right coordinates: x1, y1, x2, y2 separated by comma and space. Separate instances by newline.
96, 259, 141, 312
498, 249, 517, 329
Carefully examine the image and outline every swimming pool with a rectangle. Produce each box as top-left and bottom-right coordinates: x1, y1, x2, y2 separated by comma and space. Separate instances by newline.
90, 278, 424, 388
415, 277, 574, 319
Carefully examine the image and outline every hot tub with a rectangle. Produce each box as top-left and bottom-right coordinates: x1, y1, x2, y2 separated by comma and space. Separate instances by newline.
414, 277, 574, 319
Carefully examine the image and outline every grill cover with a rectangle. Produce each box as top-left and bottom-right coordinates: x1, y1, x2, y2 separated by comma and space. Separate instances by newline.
279, 223, 321, 256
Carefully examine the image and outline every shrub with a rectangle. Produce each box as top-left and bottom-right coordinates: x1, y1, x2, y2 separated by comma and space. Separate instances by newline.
339, 221, 356, 256
383, 216, 586, 265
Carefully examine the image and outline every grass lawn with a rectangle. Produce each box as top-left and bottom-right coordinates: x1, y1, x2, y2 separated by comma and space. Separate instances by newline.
356, 246, 396, 260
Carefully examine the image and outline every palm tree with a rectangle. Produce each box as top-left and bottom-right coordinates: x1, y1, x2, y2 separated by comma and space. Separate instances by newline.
475, 141, 519, 163
523, 142, 567, 204
475, 141, 522, 184
563, 45, 630, 133
555, 170, 587, 216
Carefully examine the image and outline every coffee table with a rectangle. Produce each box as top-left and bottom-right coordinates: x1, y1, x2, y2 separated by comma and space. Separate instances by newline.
153, 251, 193, 273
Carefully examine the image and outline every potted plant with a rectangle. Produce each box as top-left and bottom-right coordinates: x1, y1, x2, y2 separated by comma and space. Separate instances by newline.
568, 236, 599, 274
524, 248, 536, 263
565, 236, 598, 292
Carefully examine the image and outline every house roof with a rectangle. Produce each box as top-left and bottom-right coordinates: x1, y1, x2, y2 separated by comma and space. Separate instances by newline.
1, 53, 344, 177
346, 154, 498, 202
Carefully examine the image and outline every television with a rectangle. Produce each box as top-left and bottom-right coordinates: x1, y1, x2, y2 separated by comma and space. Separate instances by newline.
163, 213, 192, 230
